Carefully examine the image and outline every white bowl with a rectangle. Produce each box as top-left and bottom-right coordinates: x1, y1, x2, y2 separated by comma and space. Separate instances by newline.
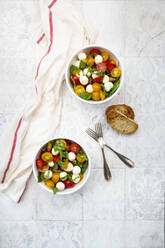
33, 137, 91, 195
65, 44, 124, 104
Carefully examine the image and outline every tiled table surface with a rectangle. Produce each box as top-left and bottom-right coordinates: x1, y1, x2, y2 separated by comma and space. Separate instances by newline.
0, 0, 164, 247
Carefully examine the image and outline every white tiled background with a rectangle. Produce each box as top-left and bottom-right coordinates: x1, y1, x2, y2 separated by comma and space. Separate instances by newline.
0, 0, 164, 247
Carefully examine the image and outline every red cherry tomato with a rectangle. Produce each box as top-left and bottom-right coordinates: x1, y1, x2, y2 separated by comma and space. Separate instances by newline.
106, 62, 116, 72
96, 62, 107, 72
54, 155, 60, 163
36, 158, 45, 170
93, 76, 103, 83
69, 143, 80, 153
89, 48, 101, 55
64, 179, 75, 188
70, 75, 79, 85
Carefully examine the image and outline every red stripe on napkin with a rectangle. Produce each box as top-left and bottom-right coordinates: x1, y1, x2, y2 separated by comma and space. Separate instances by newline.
1, 117, 23, 183
35, 10, 53, 80
36, 33, 45, 44
17, 172, 32, 203
48, 0, 58, 9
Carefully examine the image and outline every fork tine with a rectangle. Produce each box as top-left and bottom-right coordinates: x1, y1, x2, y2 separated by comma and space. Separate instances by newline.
86, 128, 98, 141
98, 122, 103, 137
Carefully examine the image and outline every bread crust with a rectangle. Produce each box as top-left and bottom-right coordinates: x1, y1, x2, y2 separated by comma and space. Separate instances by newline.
106, 105, 138, 134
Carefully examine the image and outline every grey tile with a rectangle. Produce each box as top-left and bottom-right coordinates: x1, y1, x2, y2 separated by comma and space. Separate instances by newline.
0, 176, 37, 221
83, 169, 125, 220
0, 221, 35, 248
126, 168, 164, 220
36, 221, 83, 248
36, 184, 83, 220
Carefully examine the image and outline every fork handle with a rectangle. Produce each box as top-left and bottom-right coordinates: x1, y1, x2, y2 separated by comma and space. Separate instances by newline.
105, 144, 134, 168
101, 147, 112, 180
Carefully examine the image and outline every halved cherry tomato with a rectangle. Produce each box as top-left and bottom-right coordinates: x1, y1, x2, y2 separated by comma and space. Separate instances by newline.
40, 165, 49, 172
88, 57, 95, 66
41, 152, 53, 162
90, 48, 101, 55
69, 143, 80, 153
47, 142, 52, 152
109, 59, 116, 65
93, 76, 103, 83
92, 83, 101, 92
59, 139, 67, 148
100, 90, 106, 100
92, 91, 100, 101
74, 85, 85, 96
64, 179, 75, 188
106, 62, 116, 72
111, 67, 121, 77
52, 173, 60, 183
45, 180, 55, 189
101, 51, 109, 61
36, 158, 46, 170
96, 62, 107, 72
77, 153, 87, 163
53, 155, 60, 163
70, 75, 80, 85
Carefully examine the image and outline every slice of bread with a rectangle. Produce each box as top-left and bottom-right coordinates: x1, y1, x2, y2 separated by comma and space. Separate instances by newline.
106, 104, 135, 120
106, 105, 138, 134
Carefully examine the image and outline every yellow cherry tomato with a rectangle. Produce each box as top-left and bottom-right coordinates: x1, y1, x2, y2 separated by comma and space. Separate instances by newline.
92, 83, 101, 92
59, 139, 67, 148
47, 142, 52, 152
92, 91, 100, 101
45, 180, 55, 189
80, 173, 84, 182
88, 57, 95, 66
52, 173, 60, 183
77, 153, 87, 163
101, 51, 109, 61
100, 90, 106, 101
74, 85, 85, 96
109, 59, 116, 65
41, 152, 53, 162
83, 58, 88, 63
40, 165, 49, 172
111, 67, 121, 77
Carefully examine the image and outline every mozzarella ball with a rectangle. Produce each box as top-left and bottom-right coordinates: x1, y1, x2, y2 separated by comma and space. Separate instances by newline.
72, 166, 81, 175
60, 172, 67, 180
77, 70, 83, 77
69, 152, 76, 161
80, 75, 88, 85
73, 60, 80, 68
86, 84, 93, 93
72, 174, 80, 183
51, 148, 59, 156
78, 52, 87, 60
65, 162, 73, 172
95, 55, 103, 64
48, 161, 54, 167
83, 68, 91, 77
56, 182, 65, 191
92, 72, 98, 79
103, 75, 109, 84
104, 82, 114, 92
44, 170, 52, 179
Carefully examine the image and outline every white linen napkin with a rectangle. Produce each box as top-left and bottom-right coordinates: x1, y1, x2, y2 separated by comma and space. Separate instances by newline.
0, 0, 91, 202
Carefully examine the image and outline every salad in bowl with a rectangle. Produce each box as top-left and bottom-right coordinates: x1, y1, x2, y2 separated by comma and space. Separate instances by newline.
33, 138, 91, 195
66, 45, 123, 104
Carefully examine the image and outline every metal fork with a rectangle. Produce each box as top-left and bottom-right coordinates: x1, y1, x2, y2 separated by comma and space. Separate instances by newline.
87, 124, 135, 168
86, 128, 112, 180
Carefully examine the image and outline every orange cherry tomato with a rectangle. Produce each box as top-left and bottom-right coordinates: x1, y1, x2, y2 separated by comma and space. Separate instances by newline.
101, 51, 109, 61
92, 91, 100, 101
74, 85, 85, 96
92, 83, 101, 92
45, 180, 55, 189
111, 67, 121, 77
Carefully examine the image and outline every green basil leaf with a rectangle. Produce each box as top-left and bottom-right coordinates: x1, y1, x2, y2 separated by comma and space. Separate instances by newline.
67, 174, 73, 182
53, 186, 58, 194
81, 161, 88, 174
96, 71, 105, 77
109, 77, 116, 81
80, 92, 92, 100
41, 145, 47, 152
108, 79, 120, 97
79, 61, 87, 70
37, 172, 42, 183
58, 161, 66, 169
70, 64, 79, 74
52, 163, 58, 172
